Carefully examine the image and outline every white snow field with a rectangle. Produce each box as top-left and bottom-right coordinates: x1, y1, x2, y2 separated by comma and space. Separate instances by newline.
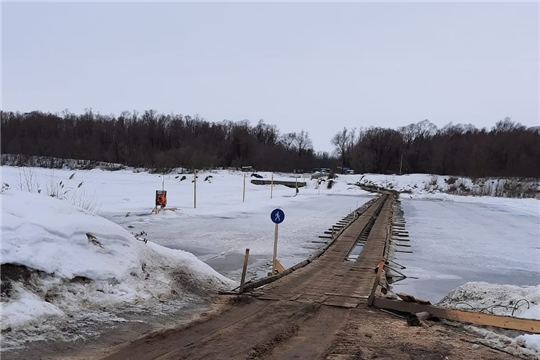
1, 166, 539, 354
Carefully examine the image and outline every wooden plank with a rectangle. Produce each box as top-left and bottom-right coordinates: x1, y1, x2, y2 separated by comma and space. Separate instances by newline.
367, 259, 385, 306
275, 259, 286, 274
372, 297, 540, 333
289, 294, 303, 301
396, 292, 417, 302
324, 292, 367, 299
323, 299, 359, 308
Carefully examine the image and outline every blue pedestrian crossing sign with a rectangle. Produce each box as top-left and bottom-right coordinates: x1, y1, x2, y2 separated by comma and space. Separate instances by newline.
271, 208, 285, 224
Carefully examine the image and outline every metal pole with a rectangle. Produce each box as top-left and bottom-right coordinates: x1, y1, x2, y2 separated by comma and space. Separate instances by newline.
272, 223, 278, 274
239, 248, 250, 293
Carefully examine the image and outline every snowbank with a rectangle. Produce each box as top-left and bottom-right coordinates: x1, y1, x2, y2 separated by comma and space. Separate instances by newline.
355, 173, 539, 199
438, 282, 540, 319
438, 282, 540, 356
1, 189, 235, 332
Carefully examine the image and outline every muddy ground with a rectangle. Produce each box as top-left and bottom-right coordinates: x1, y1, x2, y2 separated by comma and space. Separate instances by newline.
7, 295, 524, 360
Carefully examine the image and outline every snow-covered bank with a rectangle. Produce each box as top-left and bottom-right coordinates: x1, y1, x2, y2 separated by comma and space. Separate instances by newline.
1, 189, 235, 344
356, 173, 539, 199
438, 282, 540, 357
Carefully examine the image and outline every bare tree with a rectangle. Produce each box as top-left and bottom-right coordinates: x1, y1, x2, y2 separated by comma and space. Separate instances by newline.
295, 130, 313, 157
331, 127, 355, 169
280, 132, 297, 151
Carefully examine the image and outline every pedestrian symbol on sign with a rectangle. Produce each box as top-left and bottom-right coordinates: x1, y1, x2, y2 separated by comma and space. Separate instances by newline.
271, 208, 285, 224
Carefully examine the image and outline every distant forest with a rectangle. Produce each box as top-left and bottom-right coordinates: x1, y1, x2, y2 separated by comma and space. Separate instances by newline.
1, 110, 539, 177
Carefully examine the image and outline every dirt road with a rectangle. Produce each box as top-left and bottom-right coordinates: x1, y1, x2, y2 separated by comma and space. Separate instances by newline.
98, 296, 515, 360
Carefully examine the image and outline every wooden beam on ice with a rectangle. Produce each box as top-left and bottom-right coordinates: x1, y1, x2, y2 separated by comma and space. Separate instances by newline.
372, 297, 540, 333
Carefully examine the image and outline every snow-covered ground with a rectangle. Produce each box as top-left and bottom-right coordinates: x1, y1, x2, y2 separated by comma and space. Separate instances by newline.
0, 188, 235, 350
1, 167, 539, 355
357, 172, 539, 198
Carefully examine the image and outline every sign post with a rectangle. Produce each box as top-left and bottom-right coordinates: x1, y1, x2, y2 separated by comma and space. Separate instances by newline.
239, 248, 250, 293
194, 169, 197, 209
270, 173, 274, 199
243, 173, 246, 203
270, 208, 285, 274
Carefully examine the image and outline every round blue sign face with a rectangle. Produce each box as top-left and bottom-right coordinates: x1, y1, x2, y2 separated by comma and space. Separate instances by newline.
271, 208, 285, 224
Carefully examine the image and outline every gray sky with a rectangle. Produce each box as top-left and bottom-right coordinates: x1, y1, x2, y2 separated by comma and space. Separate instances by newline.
2, 1, 539, 153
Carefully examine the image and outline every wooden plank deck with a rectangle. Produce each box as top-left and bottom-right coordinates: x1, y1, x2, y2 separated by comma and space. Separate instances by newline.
257, 195, 393, 308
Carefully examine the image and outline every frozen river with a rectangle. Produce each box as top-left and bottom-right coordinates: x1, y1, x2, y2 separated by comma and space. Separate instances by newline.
393, 198, 540, 303
3, 166, 537, 303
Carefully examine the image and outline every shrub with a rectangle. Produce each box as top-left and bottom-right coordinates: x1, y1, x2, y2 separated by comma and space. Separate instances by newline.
445, 176, 458, 185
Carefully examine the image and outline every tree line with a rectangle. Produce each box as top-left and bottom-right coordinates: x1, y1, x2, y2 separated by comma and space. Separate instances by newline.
332, 118, 540, 178
1, 110, 538, 177
0, 110, 333, 172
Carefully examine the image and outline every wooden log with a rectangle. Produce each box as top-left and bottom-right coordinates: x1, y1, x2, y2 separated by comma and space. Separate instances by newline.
250, 179, 306, 188
242, 260, 310, 292
372, 297, 540, 333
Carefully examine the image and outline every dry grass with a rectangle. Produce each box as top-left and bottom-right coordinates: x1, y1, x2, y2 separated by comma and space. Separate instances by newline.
17, 168, 98, 211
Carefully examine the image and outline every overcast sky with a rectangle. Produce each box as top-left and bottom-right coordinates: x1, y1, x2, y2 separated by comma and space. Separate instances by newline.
3, 1, 539, 152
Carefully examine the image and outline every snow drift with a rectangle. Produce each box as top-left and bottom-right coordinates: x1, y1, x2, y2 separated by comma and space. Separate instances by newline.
438, 282, 540, 356
1, 189, 235, 332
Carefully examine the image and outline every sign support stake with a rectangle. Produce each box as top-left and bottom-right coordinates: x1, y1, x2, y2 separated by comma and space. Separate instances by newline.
194, 169, 197, 209
270, 173, 274, 199
239, 248, 250, 293
272, 223, 278, 274
243, 173, 246, 202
